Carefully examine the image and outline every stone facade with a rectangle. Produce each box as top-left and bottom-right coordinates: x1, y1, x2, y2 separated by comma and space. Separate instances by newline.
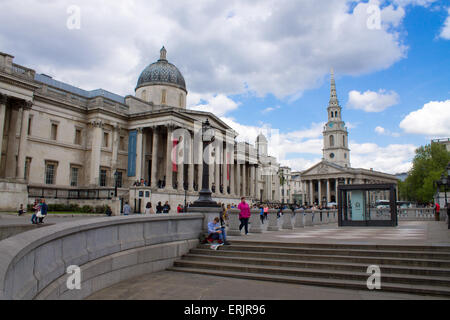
0, 49, 281, 211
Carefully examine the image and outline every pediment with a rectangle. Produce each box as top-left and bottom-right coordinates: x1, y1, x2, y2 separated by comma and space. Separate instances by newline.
302, 161, 347, 176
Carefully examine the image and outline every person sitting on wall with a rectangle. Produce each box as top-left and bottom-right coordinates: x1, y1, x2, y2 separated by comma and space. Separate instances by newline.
207, 217, 230, 246
105, 206, 112, 217
156, 202, 163, 214
18, 204, 26, 216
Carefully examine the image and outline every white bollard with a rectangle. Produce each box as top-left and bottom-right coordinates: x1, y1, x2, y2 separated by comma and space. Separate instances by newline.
304, 210, 313, 227
282, 209, 294, 230
294, 209, 305, 228
249, 209, 263, 233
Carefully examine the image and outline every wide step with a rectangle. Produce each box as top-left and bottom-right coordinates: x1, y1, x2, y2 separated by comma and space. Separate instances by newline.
171, 241, 450, 298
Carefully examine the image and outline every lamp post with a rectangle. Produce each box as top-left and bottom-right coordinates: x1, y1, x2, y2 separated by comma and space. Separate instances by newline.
447, 163, 450, 229
191, 119, 219, 208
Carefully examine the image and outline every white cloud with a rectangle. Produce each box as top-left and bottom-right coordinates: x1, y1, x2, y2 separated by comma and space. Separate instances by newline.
189, 94, 240, 117
261, 105, 281, 114
392, 0, 437, 7
347, 89, 400, 112
375, 126, 386, 135
440, 9, 450, 40
399, 100, 450, 136
0, 0, 408, 99
350, 142, 416, 174
375, 126, 401, 137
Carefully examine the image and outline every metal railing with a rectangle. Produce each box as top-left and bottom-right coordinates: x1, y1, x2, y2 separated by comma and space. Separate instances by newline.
28, 186, 116, 200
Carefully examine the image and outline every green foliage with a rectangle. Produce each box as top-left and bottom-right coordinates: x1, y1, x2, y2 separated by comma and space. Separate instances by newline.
401, 143, 450, 204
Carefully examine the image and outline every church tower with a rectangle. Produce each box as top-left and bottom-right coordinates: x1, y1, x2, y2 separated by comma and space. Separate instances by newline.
323, 69, 351, 168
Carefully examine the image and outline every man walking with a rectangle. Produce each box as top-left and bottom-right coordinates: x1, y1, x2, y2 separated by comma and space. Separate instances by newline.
38, 198, 48, 224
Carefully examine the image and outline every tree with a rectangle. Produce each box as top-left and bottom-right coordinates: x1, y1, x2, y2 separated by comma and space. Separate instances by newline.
401, 143, 450, 204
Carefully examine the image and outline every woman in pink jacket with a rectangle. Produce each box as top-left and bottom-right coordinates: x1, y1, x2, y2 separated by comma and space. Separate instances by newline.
238, 197, 251, 235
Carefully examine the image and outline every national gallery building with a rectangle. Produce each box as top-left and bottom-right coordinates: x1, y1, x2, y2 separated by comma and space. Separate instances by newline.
0, 48, 281, 211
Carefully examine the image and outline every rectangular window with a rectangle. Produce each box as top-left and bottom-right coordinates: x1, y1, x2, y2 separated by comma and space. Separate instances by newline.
45, 163, 56, 185
116, 171, 123, 188
70, 167, 79, 187
103, 132, 109, 148
74, 129, 82, 145
100, 169, 107, 187
119, 136, 125, 151
27, 116, 33, 136
51, 123, 58, 141
161, 89, 167, 104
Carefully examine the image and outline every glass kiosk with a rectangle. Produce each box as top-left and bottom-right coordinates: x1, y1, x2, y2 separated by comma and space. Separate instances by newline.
338, 183, 398, 227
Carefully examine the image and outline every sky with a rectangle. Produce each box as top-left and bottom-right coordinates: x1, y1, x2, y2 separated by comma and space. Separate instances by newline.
1, 0, 449, 174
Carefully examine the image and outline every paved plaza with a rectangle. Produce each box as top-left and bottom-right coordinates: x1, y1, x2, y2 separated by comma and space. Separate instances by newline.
87, 220, 450, 300
227, 221, 450, 246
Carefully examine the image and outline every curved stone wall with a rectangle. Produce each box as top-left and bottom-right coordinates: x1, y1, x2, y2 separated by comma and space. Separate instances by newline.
0, 214, 203, 300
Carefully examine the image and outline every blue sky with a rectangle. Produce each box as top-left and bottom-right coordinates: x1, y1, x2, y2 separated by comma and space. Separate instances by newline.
0, 0, 449, 174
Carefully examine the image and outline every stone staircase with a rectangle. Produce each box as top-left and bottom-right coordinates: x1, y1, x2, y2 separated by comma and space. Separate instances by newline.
168, 240, 450, 297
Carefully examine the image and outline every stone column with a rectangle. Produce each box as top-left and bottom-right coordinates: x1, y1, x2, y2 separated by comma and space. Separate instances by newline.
17, 103, 31, 180
89, 120, 103, 185
227, 209, 242, 236
242, 163, 247, 197
111, 124, 120, 173
318, 180, 322, 206
230, 160, 235, 196
197, 139, 203, 193
294, 209, 305, 228
326, 179, 331, 204
215, 143, 221, 195
335, 178, 339, 203
222, 145, 228, 195
150, 128, 159, 188
135, 128, 144, 181
250, 165, 255, 198
5, 106, 19, 178
0, 94, 7, 167
165, 125, 174, 191
177, 134, 184, 192
236, 162, 241, 197
309, 180, 313, 205
188, 133, 195, 192
254, 166, 259, 201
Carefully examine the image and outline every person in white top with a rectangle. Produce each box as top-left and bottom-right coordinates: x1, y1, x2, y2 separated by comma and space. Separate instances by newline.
144, 202, 155, 215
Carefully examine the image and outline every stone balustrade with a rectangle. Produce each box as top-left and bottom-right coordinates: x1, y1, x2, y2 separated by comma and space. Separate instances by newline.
249, 209, 263, 233
294, 209, 305, 228
0, 214, 203, 300
267, 209, 280, 231
282, 209, 294, 230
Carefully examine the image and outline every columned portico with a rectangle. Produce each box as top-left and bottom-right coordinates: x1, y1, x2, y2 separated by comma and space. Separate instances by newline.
17, 102, 31, 180
0, 94, 6, 168
151, 128, 159, 188
165, 125, 174, 191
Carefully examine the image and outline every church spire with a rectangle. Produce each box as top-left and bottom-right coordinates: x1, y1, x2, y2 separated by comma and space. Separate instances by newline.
329, 68, 339, 107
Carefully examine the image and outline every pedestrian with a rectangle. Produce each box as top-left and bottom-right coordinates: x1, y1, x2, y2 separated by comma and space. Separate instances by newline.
163, 201, 171, 214
38, 198, 48, 224
123, 202, 132, 216
156, 202, 163, 214
144, 202, 155, 215
259, 205, 265, 224
30, 199, 39, 224
105, 206, 112, 217
18, 204, 26, 216
238, 197, 251, 235
177, 204, 183, 213
264, 205, 268, 221
435, 202, 441, 221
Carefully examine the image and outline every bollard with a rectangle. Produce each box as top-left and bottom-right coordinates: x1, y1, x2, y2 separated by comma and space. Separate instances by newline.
267, 209, 280, 231
249, 209, 263, 233
312, 210, 320, 225
282, 209, 294, 230
227, 209, 242, 236
322, 210, 329, 224
304, 210, 313, 227
294, 209, 305, 228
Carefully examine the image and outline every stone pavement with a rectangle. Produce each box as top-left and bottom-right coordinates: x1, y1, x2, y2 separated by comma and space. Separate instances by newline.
227, 221, 450, 246
88, 221, 450, 300
0, 212, 105, 226
87, 270, 445, 300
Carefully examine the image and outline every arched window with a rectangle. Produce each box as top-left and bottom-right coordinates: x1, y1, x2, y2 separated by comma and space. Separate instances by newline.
335, 111, 338, 118
330, 135, 335, 147
330, 112, 333, 118
343, 135, 346, 147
